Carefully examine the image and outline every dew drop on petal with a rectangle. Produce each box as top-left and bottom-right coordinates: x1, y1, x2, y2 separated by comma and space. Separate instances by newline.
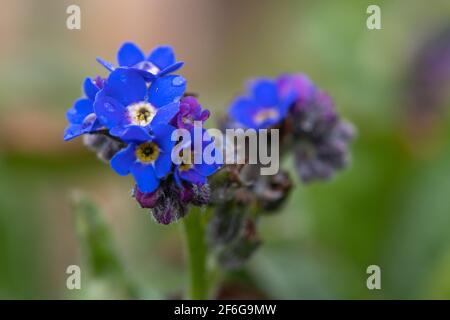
104, 103, 115, 112
172, 76, 185, 87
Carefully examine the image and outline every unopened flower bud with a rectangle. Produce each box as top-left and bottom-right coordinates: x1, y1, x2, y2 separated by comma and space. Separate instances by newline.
217, 218, 261, 269
254, 170, 292, 212
207, 204, 246, 246
151, 195, 188, 225
294, 120, 354, 182
190, 183, 211, 206
83, 133, 125, 162
133, 187, 161, 208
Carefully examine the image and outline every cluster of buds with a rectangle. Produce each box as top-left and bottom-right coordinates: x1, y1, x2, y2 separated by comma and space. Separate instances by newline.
277, 74, 355, 182
133, 177, 210, 224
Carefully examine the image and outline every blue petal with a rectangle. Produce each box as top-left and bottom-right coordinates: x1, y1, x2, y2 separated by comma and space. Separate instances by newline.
83, 77, 99, 101
96, 57, 115, 72
158, 61, 184, 77
110, 125, 153, 143
251, 79, 279, 106
131, 163, 159, 193
117, 42, 145, 67
147, 46, 176, 70
228, 97, 259, 128
148, 75, 186, 108
111, 144, 136, 176
131, 68, 157, 81
66, 98, 93, 124
64, 124, 83, 141
93, 95, 127, 128
151, 123, 176, 152
64, 114, 101, 141
79, 113, 98, 131
278, 90, 297, 117
194, 163, 220, 177
91, 117, 104, 131
154, 152, 172, 179
201, 131, 224, 166
103, 68, 147, 106
151, 102, 180, 125
180, 169, 206, 185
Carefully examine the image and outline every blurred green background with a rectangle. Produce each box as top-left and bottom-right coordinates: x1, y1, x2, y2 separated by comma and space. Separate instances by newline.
1, 0, 450, 299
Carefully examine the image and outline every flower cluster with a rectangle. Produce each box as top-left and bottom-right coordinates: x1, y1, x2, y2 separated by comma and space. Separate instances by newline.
64, 42, 218, 224
208, 74, 354, 268
65, 42, 355, 268
228, 75, 354, 182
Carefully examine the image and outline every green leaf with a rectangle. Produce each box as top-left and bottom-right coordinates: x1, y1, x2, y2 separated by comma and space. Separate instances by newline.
71, 192, 141, 299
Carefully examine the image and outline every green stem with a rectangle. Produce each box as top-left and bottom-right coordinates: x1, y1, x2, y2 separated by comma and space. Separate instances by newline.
183, 206, 208, 300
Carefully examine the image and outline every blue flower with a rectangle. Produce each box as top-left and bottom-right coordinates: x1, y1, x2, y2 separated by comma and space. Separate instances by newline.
97, 42, 184, 80
174, 128, 221, 186
94, 68, 186, 142
110, 124, 176, 193
64, 76, 105, 141
228, 78, 296, 129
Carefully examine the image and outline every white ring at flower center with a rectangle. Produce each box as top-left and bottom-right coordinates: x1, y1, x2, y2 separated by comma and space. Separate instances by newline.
253, 108, 280, 124
134, 61, 160, 75
128, 102, 157, 126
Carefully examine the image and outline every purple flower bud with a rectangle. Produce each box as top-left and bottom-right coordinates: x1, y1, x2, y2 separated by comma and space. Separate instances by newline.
133, 187, 161, 208
179, 184, 194, 203
173, 96, 210, 130
178, 181, 211, 206
151, 195, 188, 225
94, 75, 105, 89
291, 90, 338, 138
134, 179, 210, 225
294, 120, 355, 183
148, 179, 189, 224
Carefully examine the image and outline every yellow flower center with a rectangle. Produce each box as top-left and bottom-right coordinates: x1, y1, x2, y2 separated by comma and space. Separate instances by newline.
128, 102, 157, 126
135, 142, 160, 163
179, 149, 194, 172
253, 108, 279, 124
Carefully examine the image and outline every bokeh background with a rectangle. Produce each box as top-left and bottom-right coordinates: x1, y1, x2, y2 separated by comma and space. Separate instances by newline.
1, 0, 450, 299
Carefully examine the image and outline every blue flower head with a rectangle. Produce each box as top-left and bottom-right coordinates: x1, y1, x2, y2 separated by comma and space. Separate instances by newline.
64, 42, 225, 224
228, 78, 296, 129
64, 76, 105, 141
110, 123, 176, 193
97, 42, 184, 80
94, 68, 186, 142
